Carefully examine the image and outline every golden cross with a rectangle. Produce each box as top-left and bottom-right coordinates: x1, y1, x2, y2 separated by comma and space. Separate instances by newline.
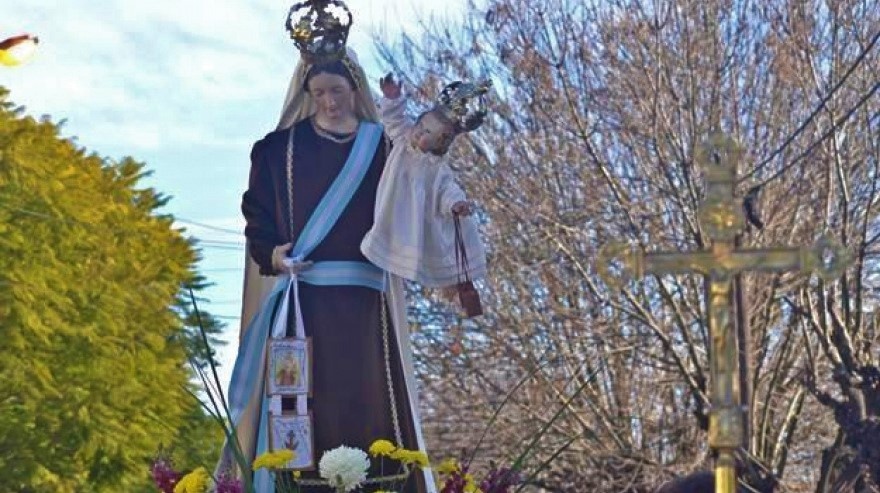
597, 134, 849, 493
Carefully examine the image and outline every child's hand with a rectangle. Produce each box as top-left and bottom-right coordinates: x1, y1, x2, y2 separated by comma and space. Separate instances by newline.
379, 72, 402, 99
451, 201, 473, 216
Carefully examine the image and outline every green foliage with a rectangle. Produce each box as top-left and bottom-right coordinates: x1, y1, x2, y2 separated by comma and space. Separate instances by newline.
0, 87, 223, 491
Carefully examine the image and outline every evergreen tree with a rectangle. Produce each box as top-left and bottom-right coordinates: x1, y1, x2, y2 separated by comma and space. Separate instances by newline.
0, 88, 224, 492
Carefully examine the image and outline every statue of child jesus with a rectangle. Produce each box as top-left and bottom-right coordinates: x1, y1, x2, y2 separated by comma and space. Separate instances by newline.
361, 74, 489, 298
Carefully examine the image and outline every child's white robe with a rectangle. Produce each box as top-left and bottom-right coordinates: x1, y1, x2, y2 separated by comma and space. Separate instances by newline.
361, 96, 488, 287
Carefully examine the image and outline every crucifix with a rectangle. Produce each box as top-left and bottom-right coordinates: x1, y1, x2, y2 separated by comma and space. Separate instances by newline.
597, 134, 849, 493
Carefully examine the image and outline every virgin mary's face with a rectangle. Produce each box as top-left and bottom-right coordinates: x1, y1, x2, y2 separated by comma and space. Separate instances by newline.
307, 72, 356, 122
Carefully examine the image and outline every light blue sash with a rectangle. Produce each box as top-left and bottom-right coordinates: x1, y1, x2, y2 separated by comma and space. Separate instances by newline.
222, 122, 384, 491
292, 122, 382, 258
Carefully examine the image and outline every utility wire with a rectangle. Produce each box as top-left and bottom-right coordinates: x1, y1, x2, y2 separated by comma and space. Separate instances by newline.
745, 82, 880, 189
0, 200, 245, 251
175, 217, 243, 236
740, 27, 880, 184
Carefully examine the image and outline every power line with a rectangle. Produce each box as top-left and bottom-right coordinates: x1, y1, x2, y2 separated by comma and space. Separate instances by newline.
745, 81, 880, 188
194, 244, 244, 252
196, 239, 246, 248
740, 27, 880, 183
175, 217, 243, 236
0, 201, 248, 320
0, 200, 245, 252
0, 200, 83, 226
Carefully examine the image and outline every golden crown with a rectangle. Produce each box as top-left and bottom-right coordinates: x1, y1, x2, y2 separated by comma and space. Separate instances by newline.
285, 0, 353, 65
435, 79, 492, 133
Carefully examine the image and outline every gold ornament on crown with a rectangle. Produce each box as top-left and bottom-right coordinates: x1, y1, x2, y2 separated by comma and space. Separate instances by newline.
285, 0, 353, 65
435, 79, 493, 133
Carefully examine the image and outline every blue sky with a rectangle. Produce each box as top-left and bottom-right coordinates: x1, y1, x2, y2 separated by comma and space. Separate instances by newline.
3, 0, 465, 390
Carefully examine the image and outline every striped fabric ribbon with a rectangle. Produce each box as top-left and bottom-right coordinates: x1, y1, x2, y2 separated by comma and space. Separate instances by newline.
223, 122, 385, 492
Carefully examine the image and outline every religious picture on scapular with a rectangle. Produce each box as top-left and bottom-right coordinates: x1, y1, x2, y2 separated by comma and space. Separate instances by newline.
266, 338, 311, 396
268, 413, 315, 470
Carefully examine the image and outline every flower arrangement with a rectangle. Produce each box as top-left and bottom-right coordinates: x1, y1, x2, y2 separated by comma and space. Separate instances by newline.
148, 454, 248, 493
151, 439, 430, 493
150, 291, 596, 493
434, 459, 521, 493
148, 290, 446, 493
149, 448, 296, 493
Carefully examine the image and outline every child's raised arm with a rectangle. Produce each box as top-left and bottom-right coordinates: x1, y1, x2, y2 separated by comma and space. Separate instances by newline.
378, 72, 412, 142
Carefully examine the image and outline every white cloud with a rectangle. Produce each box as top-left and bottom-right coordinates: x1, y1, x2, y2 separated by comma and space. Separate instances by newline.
5, 0, 469, 133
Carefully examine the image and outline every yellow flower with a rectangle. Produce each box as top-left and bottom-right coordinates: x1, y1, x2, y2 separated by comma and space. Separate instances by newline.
436, 458, 461, 475
173, 467, 210, 493
407, 450, 430, 468
463, 473, 483, 493
388, 448, 430, 468
253, 449, 296, 470
368, 439, 397, 457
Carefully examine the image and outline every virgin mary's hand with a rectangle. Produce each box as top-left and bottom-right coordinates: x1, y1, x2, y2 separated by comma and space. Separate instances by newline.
282, 258, 314, 275
273, 244, 313, 275
271, 243, 292, 272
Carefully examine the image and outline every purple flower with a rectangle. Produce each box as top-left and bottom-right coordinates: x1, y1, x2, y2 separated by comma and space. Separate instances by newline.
151, 458, 182, 493
440, 465, 471, 493
440, 473, 468, 493
215, 472, 244, 493
479, 467, 522, 493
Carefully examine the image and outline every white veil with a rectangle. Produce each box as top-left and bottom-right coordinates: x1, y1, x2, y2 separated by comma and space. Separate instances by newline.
276, 47, 380, 130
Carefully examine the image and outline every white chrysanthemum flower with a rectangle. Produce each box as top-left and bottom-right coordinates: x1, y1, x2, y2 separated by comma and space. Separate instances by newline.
318, 445, 370, 492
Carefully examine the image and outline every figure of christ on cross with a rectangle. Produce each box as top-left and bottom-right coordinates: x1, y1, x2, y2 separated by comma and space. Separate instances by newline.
598, 134, 849, 493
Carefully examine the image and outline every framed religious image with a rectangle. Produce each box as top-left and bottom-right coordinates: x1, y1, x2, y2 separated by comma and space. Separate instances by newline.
268, 413, 315, 470
266, 338, 311, 396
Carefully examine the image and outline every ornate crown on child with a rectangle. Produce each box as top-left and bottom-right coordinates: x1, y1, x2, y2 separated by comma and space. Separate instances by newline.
434, 79, 493, 133
285, 0, 353, 64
